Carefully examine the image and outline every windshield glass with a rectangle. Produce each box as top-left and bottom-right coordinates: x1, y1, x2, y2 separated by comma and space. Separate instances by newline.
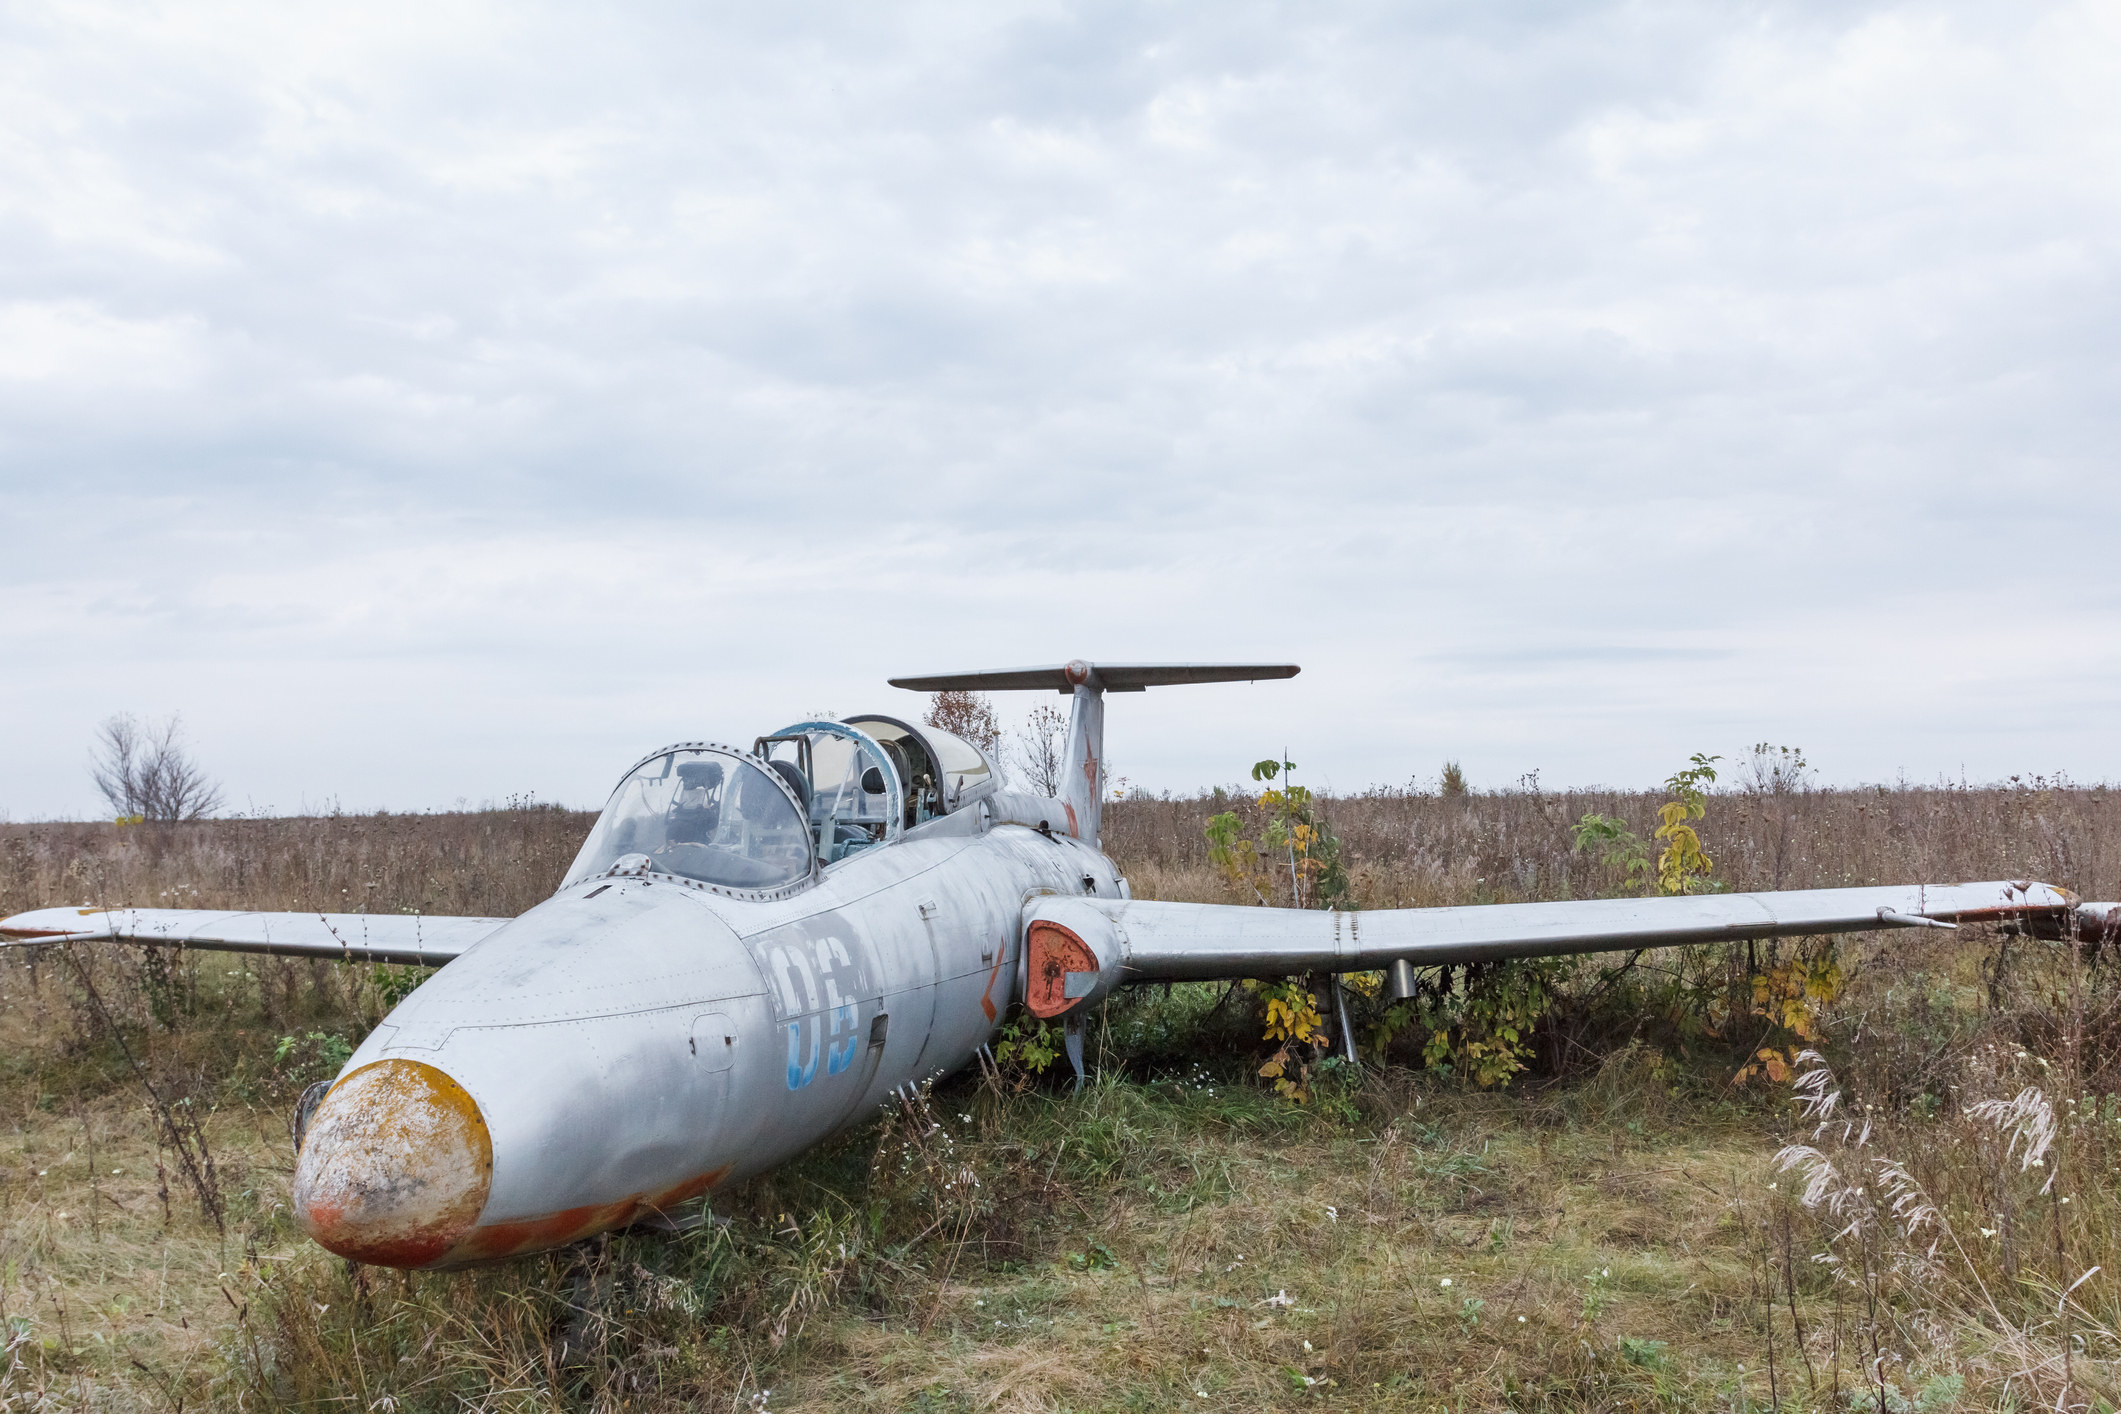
758, 722, 901, 865
567, 748, 813, 890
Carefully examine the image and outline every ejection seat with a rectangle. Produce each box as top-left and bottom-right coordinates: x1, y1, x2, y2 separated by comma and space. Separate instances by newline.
665, 759, 724, 844
766, 759, 811, 813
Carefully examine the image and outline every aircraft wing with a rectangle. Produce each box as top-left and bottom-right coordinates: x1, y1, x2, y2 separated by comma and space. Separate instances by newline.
1024, 881, 2102, 1014
0, 906, 506, 967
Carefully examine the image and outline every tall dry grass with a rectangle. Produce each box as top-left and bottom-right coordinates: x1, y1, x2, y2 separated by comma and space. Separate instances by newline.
1110, 778, 2121, 910
0, 782, 2115, 1408
6, 779, 2111, 920
0, 806, 595, 923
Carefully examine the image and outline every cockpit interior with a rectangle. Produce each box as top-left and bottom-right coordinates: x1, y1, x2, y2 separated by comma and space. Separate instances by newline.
564, 716, 1001, 893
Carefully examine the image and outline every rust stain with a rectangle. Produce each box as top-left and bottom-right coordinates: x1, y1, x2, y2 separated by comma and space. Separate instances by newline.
450, 1163, 734, 1264
979, 939, 1007, 1022
294, 1058, 493, 1269
451, 1199, 636, 1263
643, 1162, 734, 1214
1025, 919, 1096, 1018
1062, 802, 1079, 838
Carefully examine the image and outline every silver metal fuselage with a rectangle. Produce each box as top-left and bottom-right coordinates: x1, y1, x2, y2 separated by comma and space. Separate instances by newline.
309, 797, 1113, 1267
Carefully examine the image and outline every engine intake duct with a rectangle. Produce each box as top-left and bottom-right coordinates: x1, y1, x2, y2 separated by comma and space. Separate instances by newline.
1021, 897, 1126, 1019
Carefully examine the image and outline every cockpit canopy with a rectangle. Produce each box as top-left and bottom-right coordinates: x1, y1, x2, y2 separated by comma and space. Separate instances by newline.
565, 717, 1005, 894
760, 717, 1001, 862
564, 746, 814, 893
844, 716, 997, 816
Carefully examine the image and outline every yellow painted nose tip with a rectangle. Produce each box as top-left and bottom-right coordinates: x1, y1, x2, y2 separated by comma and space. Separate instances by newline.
293, 1058, 493, 1268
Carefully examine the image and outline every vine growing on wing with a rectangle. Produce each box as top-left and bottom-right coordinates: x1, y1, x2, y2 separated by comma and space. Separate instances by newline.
1205, 758, 1352, 1101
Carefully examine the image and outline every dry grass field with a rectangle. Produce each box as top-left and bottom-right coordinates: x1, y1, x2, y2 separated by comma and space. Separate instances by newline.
0, 774, 2117, 1411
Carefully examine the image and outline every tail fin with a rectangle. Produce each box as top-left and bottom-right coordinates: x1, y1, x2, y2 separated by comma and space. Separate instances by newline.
888, 661, 1300, 847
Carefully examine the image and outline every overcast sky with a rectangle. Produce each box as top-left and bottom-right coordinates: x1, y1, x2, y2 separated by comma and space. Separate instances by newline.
2, 0, 2117, 817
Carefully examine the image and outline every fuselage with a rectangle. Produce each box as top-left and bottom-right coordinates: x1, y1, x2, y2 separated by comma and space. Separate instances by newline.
292, 796, 1121, 1268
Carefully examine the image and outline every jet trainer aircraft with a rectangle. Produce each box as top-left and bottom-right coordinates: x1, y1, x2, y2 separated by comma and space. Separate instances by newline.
3, 661, 2112, 1271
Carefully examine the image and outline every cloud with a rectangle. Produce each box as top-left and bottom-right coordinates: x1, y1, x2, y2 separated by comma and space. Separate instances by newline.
1, 0, 2118, 815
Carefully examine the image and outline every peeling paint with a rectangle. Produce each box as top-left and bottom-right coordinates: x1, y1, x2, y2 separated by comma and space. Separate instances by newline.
1025, 919, 1097, 1018
450, 1164, 733, 1265
294, 1059, 493, 1269
978, 939, 1008, 1023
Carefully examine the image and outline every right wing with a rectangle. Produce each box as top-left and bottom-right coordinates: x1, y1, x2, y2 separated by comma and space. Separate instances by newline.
0, 906, 507, 967
1021, 880, 2101, 1016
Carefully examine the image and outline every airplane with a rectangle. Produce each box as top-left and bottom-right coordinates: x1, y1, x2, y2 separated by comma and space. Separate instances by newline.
2, 660, 2111, 1271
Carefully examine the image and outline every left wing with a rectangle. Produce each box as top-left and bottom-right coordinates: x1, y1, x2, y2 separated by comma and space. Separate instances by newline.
0, 906, 507, 967
1021, 881, 2107, 1017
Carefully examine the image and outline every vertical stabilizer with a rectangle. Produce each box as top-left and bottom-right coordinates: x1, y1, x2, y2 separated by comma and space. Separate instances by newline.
886, 660, 1301, 850
1059, 662, 1107, 844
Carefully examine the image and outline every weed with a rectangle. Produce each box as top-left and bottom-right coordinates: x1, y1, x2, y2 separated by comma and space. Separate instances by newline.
1618, 1334, 1667, 1368
1068, 1243, 1119, 1273
271, 1031, 353, 1085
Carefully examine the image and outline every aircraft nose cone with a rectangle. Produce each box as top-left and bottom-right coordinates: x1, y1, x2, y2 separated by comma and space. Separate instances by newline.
293, 1058, 493, 1268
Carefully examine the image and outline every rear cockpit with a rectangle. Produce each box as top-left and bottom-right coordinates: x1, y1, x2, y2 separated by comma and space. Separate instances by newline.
754, 722, 899, 865
756, 717, 999, 864
563, 718, 1003, 894
846, 716, 996, 819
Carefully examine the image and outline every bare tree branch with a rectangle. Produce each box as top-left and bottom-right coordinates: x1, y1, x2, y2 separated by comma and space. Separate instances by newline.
90, 712, 223, 821
89, 715, 144, 819
1010, 702, 1067, 798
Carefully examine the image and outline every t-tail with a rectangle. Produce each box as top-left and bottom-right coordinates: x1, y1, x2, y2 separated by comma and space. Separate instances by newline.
887, 660, 1301, 847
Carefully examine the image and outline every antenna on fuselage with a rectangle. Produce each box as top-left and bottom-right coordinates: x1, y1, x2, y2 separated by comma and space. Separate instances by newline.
886, 660, 1301, 849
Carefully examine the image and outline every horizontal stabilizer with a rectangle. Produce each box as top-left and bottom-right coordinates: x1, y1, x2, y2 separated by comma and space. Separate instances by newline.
0, 907, 505, 967
890, 661, 1299, 694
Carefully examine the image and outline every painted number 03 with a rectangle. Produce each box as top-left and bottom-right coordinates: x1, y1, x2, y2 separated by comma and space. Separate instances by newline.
769, 937, 861, 1090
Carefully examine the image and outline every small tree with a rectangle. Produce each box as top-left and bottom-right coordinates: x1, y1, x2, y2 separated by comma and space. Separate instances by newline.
1204, 757, 1354, 1102
923, 690, 1001, 757
1652, 752, 1720, 896
90, 713, 223, 821
1010, 703, 1068, 797
1741, 742, 1812, 796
